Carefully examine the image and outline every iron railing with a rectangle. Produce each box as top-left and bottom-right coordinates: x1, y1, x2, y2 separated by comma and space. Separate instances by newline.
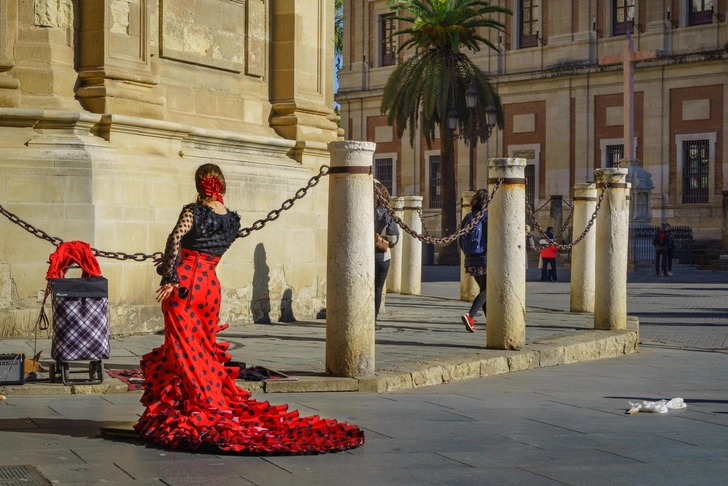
629, 224, 693, 265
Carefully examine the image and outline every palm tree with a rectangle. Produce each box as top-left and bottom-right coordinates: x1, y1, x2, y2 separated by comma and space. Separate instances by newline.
381, 0, 510, 264
334, 0, 344, 70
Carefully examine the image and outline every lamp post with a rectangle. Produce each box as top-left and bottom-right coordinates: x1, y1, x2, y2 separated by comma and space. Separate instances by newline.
465, 85, 478, 191
448, 91, 498, 191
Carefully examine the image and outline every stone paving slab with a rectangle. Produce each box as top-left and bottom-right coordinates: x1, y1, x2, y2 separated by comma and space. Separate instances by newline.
0, 294, 638, 396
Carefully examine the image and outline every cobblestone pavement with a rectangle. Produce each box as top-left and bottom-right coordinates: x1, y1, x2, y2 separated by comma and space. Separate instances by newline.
422, 265, 728, 350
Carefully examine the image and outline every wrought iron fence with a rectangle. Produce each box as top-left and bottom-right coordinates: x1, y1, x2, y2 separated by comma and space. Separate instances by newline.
628, 224, 693, 265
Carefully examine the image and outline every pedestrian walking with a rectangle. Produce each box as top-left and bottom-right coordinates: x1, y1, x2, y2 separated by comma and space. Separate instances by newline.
459, 189, 488, 333
525, 224, 536, 270
653, 223, 669, 277
139, 163, 364, 454
374, 180, 400, 329
665, 223, 675, 276
539, 226, 557, 282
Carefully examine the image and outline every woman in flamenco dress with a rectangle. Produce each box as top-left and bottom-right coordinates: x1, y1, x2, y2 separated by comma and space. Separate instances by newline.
135, 164, 364, 454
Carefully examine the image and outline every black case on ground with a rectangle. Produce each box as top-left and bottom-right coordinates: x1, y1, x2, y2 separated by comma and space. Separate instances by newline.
0, 353, 25, 385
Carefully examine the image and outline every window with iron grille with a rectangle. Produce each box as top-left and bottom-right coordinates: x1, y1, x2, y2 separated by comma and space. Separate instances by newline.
525, 164, 535, 209
520, 0, 539, 48
689, 0, 714, 25
429, 155, 442, 209
682, 140, 710, 204
606, 144, 624, 168
613, 0, 635, 35
380, 14, 396, 67
375, 157, 393, 196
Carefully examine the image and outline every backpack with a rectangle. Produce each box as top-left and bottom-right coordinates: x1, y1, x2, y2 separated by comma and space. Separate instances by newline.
459, 212, 487, 256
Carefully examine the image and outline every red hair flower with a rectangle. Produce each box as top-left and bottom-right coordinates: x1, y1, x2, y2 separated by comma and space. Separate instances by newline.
200, 176, 225, 204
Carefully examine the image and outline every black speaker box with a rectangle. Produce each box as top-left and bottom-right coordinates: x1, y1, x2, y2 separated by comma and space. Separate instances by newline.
0, 354, 25, 385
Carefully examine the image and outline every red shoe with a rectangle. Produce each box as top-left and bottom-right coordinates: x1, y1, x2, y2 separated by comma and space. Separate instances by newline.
461, 313, 476, 333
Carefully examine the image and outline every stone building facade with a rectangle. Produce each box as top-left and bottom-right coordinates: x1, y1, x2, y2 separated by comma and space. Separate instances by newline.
337, 0, 728, 241
0, 0, 338, 337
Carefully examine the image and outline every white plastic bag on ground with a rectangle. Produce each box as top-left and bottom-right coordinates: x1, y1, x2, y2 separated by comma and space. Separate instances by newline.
627, 398, 687, 414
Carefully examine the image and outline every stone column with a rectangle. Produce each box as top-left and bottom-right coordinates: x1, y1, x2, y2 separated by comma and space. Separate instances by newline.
722, 191, 728, 251
570, 183, 597, 313
386, 196, 405, 293
400, 196, 423, 296
549, 195, 563, 237
486, 158, 527, 350
594, 168, 630, 330
325, 140, 376, 377
459, 191, 478, 301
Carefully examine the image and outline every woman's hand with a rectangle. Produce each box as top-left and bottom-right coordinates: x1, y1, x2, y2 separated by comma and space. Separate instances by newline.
156, 283, 178, 302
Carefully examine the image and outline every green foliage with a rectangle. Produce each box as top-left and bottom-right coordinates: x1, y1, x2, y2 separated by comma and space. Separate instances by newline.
335, 0, 344, 58
380, 0, 510, 148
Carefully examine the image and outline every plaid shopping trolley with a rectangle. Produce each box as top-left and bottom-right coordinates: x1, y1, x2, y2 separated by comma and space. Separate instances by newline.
39, 241, 110, 385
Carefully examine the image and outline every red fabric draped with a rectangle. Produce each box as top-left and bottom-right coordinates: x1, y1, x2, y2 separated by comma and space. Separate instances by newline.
46, 241, 102, 280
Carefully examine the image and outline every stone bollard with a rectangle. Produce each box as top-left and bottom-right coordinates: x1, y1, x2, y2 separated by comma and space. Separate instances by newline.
386, 196, 405, 293
325, 140, 376, 377
549, 195, 563, 238
486, 158, 527, 350
570, 183, 597, 313
594, 168, 629, 330
722, 191, 728, 251
400, 196, 423, 295
459, 191, 478, 301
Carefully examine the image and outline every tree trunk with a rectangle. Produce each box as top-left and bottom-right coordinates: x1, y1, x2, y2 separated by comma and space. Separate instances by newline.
437, 123, 460, 265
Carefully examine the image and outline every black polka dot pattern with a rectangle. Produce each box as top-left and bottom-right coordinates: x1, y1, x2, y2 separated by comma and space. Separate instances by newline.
139, 233, 364, 453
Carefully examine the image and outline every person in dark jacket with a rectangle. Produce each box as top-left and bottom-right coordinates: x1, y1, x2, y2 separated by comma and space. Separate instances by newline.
459, 189, 488, 333
653, 223, 669, 277
539, 226, 557, 282
374, 180, 399, 329
664, 223, 675, 276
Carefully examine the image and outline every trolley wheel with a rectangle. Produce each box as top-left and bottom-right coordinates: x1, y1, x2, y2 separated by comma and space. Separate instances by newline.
88, 361, 104, 383
49, 362, 56, 383
60, 361, 71, 386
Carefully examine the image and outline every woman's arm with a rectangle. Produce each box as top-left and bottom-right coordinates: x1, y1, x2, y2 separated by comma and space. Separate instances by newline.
157, 206, 194, 301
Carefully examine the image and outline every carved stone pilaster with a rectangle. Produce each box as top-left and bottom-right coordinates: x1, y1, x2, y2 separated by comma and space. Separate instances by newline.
77, 0, 163, 118
0, 0, 20, 107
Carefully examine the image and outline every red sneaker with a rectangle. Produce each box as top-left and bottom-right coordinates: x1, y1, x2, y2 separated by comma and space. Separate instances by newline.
461, 313, 476, 333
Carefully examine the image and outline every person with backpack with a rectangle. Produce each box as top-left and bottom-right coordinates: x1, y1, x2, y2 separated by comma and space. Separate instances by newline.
665, 223, 675, 276
539, 226, 558, 282
374, 180, 400, 329
459, 189, 488, 333
653, 223, 669, 277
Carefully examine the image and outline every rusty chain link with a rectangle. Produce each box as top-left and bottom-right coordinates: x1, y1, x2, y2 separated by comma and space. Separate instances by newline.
555, 207, 574, 239
375, 180, 503, 247
237, 165, 330, 239
0, 164, 332, 261
415, 208, 433, 237
0, 203, 164, 261
528, 180, 609, 251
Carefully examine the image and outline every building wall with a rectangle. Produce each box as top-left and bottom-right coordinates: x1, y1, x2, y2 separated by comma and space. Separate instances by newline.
337, 0, 728, 240
0, 0, 338, 338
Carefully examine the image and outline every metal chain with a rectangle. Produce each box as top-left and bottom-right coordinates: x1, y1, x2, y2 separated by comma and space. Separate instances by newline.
555, 208, 574, 239
0, 203, 164, 261
375, 180, 503, 247
0, 165, 332, 260
527, 180, 608, 251
237, 165, 330, 239
416, 208, 433, 237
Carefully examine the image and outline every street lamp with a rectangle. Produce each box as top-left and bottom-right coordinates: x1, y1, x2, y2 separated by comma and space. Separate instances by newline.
449, 87, 499, 191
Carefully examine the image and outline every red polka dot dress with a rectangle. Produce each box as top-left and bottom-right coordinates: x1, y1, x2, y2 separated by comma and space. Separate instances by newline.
135, 203, 364, 453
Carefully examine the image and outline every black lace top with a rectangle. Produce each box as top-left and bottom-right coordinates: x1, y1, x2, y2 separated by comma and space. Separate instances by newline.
160, 203, 241, 285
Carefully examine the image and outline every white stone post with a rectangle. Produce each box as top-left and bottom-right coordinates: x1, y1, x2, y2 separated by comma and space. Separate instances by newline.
570, 183, 597, 313
459, 191, 478, 301
325, 141, 376, 377
400, 196, 423, 295
594, 168, 630, 330
385, 196, 405, 293
486, 158, 527, 350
